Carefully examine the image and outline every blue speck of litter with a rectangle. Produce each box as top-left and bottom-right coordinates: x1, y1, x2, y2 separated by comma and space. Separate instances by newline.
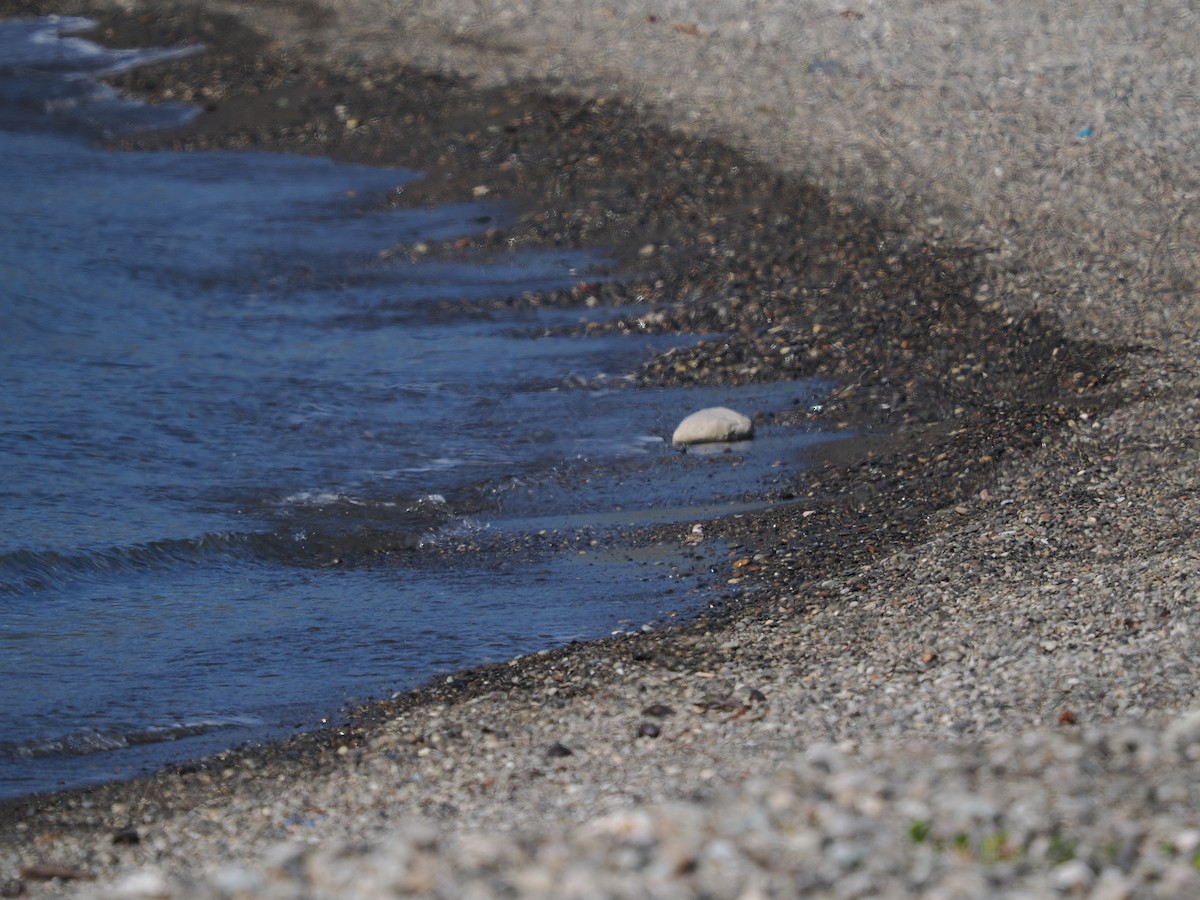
1076, 126, 1093, 138
807, 59, 843, 75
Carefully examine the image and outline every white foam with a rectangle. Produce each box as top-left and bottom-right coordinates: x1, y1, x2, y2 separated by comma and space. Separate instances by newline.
279, 491, 363, 508
407, 493, 448, 511
401, 457, 463, 473
0, 15, 203, 136
23, 16, 203, 76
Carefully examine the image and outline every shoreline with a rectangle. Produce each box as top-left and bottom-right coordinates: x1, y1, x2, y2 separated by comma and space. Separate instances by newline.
3, 0, 1200, 896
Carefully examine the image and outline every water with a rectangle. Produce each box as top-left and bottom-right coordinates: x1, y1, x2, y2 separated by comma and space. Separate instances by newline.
0, 17, 833, 798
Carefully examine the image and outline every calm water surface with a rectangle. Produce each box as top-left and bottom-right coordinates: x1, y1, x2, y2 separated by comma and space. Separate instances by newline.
0, 17, 832, 797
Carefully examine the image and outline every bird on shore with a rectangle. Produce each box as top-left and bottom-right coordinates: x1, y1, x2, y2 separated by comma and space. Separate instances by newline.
683, 524, 705, 546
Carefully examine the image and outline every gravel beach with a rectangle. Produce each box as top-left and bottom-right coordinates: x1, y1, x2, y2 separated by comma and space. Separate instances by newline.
3, 0, 1200, 896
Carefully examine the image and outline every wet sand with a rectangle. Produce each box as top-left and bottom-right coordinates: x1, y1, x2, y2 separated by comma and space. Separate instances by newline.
3, 0, 1200, 896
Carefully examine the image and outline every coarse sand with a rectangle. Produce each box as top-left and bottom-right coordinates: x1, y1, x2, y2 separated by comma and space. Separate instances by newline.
3, 1, 1200, 896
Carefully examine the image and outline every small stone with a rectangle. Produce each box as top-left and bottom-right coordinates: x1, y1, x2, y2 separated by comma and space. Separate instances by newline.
672, 407, 754, 446
1050, 859, 1094, 893
584, 809, 658, 845
642, 703, 675, 718
637, 722, 661, 738
545, 742, 574, 758
1164, 708, 1200, 758
210, 866, 265, 895
109, 869, 172, 898
1090, 868, 1136, 900
1175, 828, 1200, 855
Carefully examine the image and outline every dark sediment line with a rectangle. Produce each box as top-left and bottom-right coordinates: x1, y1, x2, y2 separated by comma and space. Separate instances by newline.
0, 0, 1123, 827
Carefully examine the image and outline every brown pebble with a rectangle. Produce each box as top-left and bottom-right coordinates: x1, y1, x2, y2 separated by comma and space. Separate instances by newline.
696, 693, 742, 713
642, 703, 676, 718
19, 864, 96, 882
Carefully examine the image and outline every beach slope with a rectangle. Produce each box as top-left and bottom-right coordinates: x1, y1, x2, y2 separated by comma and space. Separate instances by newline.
3, 0, 1200, 896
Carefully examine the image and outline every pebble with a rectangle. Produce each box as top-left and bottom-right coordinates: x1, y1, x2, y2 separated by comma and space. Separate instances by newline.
67, 724, 1200, 898
1051, 859, 1095, 893
108, 870, 171, 898
671, 407, 754, 446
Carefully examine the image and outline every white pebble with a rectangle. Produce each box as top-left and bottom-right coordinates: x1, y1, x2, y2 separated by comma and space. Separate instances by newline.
1051, 858, 1094, 892
672, 407, 753, 446
107, 870, 172, 899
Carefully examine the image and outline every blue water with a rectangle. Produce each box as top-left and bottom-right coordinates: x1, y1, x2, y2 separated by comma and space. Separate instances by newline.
0, 17, 833, 798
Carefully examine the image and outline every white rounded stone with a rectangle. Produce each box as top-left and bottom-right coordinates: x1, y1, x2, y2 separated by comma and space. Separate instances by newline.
672, 407, 754, 446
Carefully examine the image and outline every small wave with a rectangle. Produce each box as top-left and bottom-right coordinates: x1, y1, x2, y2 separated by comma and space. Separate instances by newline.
0, 533, 251, 595
278, 491, 370, 508
0, 716, 263, 760
9, 16, 203, 77
398, 457, 464, 474
272, 490, 456, 529
0, 497, 479, 591
416, 514, 491, 549
406, 493, 448, 513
